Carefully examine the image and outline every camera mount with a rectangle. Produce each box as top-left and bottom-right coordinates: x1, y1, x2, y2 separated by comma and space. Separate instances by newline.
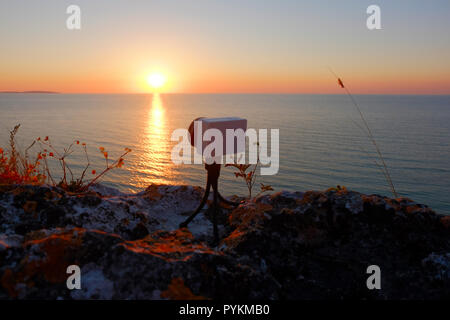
179, 162, 239, 244
179, 117, 246, 244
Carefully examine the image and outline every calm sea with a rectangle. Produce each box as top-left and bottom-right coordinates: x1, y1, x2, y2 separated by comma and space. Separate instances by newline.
0, 93, 449, 214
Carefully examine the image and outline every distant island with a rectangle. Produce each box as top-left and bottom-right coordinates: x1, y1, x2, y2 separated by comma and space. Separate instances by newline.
0, 91, 60, 94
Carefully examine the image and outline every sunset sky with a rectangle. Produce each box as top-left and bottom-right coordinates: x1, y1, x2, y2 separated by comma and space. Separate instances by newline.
1, 0, 449, 94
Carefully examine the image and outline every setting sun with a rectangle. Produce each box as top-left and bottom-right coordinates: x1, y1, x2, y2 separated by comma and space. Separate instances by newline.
147, 73, 167, 90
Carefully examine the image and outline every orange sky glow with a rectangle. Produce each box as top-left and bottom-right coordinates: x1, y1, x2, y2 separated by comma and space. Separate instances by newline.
1, 1, 449, 94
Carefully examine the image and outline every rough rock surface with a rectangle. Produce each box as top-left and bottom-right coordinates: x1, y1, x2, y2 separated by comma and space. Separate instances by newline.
0, 184, 448, 299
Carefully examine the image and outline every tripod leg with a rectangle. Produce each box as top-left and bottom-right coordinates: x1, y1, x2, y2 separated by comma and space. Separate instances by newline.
179, 182, 211, 228
211, 179, 219, 244
218, 192, 240, 206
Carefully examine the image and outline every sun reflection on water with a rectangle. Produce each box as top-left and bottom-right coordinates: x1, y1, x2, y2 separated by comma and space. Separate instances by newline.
134, 93, 175, 188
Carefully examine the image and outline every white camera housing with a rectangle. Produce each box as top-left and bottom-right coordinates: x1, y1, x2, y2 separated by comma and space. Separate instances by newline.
190, 117, 247, 162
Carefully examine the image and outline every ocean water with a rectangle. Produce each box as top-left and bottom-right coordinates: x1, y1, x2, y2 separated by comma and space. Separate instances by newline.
0, 93, 449, 214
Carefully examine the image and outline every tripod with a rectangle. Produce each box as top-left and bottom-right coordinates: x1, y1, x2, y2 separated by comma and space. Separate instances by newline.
179, 163, 239, 243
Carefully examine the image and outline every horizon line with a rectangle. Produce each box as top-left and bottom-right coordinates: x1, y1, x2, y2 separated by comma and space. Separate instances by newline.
1, 91, 450, 96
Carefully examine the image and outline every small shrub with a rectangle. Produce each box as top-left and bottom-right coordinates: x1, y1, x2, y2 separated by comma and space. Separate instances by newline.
226, 152, 273, 199
0, 125, 46, 185
0, 124, 131, 193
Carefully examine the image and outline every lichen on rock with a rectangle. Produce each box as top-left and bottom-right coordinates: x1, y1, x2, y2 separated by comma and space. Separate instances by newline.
0, 184, 448, 299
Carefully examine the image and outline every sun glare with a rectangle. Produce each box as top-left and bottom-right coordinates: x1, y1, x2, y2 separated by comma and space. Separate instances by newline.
147, 73, 167, 90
